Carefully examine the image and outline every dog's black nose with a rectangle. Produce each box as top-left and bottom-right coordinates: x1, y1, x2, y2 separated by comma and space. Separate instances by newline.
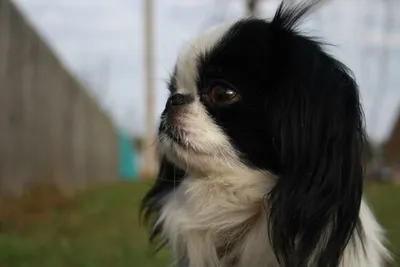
167, 93, 193, 107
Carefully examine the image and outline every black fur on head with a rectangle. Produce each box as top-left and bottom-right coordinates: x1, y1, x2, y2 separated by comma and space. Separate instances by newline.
141, 1, 367, 267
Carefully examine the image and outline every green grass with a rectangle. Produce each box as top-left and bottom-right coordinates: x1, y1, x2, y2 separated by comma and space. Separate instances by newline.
0, 181, 398, 267
0, 181, 170, 267
365, 183, 400, 265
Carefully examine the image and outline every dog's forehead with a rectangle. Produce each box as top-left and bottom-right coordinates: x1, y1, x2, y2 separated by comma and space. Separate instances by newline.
175, 22, 233, 95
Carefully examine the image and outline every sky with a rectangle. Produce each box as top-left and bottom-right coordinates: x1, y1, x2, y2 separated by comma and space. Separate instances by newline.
12, 0, 400, 143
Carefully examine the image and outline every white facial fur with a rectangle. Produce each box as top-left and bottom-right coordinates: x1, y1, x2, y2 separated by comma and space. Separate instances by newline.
157, 22, 245, 175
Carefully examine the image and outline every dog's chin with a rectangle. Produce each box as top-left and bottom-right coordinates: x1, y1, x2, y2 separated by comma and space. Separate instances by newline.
157, 133, 243, 175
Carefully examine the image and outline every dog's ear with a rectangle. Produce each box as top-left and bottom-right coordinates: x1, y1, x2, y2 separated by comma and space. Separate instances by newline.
267, 56, 365, 267
268, 60, 365, 267
266, 4, 366, 266
140, 156, 186, 248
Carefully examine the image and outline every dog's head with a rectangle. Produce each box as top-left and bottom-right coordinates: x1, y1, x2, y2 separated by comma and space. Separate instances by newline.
144, 1, 366, 267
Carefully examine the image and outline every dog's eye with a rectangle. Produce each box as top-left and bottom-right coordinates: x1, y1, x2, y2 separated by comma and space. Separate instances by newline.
209, 84, 239, 104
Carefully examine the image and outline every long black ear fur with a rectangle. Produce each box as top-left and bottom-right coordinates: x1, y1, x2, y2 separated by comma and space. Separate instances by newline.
267, 1, 366, 267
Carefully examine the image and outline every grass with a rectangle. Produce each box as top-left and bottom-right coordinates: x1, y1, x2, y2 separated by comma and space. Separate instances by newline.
0, 181, 398, 267
365, 183, 400, 265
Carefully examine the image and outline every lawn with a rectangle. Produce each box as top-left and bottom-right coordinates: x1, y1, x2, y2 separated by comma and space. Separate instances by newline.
0, 181, 398, 267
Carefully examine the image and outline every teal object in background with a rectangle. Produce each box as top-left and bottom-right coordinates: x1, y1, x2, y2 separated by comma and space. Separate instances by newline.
118, 130, 138, 180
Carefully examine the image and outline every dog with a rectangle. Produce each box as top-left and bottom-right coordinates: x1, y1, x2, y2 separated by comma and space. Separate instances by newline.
141, 1, 391, 267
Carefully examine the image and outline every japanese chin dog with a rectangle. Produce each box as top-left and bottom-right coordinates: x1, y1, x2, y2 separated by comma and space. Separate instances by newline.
141, 1, 391, 267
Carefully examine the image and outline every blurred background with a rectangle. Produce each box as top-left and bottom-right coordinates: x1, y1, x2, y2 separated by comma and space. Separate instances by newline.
0, 0, 399, 266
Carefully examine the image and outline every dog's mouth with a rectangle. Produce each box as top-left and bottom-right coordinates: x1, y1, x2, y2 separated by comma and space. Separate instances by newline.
159, 120, 190, 148
164, 126, 188, 148
159, 121, 213, 157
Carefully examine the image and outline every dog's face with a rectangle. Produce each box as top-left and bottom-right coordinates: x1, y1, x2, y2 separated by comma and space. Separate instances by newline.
158, 16, 363, 178
158, 20, 284, 175
148, 3, 368, 267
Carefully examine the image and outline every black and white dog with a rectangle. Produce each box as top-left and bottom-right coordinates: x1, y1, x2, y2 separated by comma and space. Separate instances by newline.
141, 1, 390, 267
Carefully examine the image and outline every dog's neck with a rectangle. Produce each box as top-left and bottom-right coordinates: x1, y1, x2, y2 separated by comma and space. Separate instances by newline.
157, 170, 278, 267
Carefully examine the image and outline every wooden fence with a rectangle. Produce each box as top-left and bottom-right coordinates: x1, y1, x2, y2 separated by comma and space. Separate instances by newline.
0, 0, 118, 196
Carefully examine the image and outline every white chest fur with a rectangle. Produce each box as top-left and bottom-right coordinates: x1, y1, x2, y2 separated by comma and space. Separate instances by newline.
157, 171, 278, 267
156, 172, 390, 267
